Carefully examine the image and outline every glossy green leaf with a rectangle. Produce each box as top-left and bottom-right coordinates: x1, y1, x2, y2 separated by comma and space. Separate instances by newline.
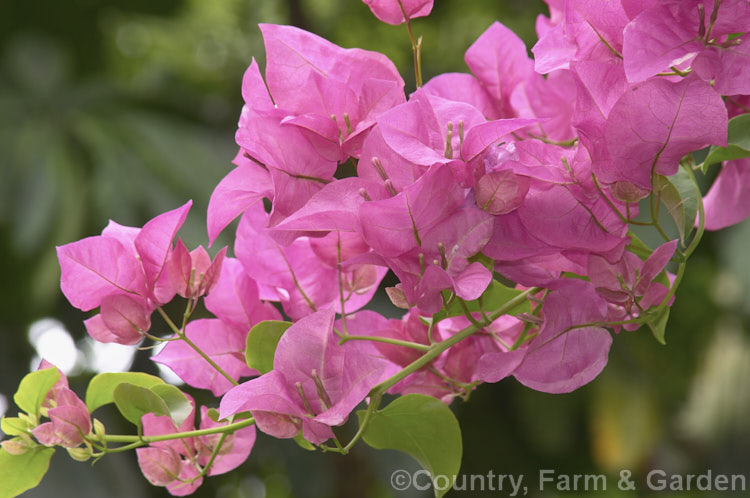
656, 166, 700, 245
245, 320, 292, 374
13, 368, 60, 418
358, 394, 462, 498
112, 383, 170, 427
0, 446, 55, 498
703, 114, 750, 169
1, 417, 29, 437
86, 372, 165, 412
150, 384, 192, 427
434, 279, 530, 323
646, 307, 670, 345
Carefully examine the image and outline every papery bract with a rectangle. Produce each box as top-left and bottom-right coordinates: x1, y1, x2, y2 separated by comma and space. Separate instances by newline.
153, 319, 255, 396
135, 201, 192, 303
220, 308, 391, 443
99, 294, 152, 345
362, 0, 434, 25
207, 152, 273, 245
32, 388, 92, 448
203, 257, 282, 332
513, 280, 612, 393
195, 406, 257, 476
236, 203, 385, 319
703, 158, 750, 230
465, 22, 534, 118
622, 0, 750, 84
168, 240, 227, 299
137, 447, 181, 486
57, 236, 146, 312
599, 75, 727, 189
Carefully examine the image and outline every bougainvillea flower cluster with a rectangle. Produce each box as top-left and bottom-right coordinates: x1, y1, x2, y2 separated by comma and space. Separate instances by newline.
4, 1, 749, 496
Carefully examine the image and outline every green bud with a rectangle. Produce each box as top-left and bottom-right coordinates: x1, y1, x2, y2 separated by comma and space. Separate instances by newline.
66, 446, 92, 462
205, 408, 221, 422
92, 419, 106, 441
1, 438, 31, 456
18, 412, 37, 427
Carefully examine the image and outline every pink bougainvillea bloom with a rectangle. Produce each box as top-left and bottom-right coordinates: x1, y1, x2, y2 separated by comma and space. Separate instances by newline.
588, 239, 676, 329
168, 239, 227, 299
239, 24, 404, 168
622, 0, 750, 85
220, 308, 392, 444
474, 169, 530, 215
32, 387, 92, 448
513, 280, 613, 393
362, 0, 433, 25
99, 293, 152, 345
570, 59, 629, 167
359, 163, 495, 312
692, 33, 750, 97
440, 315, 528, 386
57, 201, 192, 344
153, 319, 256, 396
137, 398, 255, 495
702, 158, 750, 230
37, 360, 68, 411
207, 152, 273, 245
423, 72, 499, 119
135, 201, 192, 304
57, 235, 147, 312
137, 446, 182, 486
195, 406, 257, 476
203, 257, 281, 333
465, 22, 534, 118
236, 203, 385, 319
599, 75, 727, 190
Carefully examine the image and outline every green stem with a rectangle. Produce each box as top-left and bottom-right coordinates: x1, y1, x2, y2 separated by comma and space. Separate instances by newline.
458, 299, 483, 328
342, 392, 382, 453
398, 1, 422, 87
649, 190, 671, 242
335, 287, 540, 454
157, 306, 183, 336
339, 335, 430, 352
100, 417, 256, 445
195, 433, 228, 479
373, 287, 539, 394
681, 165, 705, 260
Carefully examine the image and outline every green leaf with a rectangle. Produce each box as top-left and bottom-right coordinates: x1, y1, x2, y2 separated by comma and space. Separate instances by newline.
245, 320, 292, 374
434, 279, 530, 323
358, 394, 462, 498
646, 307, 670, 345
112, 383, 170, 427
149, 384, 192, 427
13, 368, 60, 418
1, 417, 29, 437
86, 372, 165, 412
0, 446, 55, 498
656, 166, 700, 245
626, 231, 653, 260
467, 252, 495, 273
703, 113, 750, 169
293, 431, 316, 451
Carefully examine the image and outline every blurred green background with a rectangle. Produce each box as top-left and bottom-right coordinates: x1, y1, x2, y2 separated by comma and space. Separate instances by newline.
1, 0, 749, 497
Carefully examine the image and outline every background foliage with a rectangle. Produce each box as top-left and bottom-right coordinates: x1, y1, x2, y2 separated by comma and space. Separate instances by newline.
1, 0, 749, 496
